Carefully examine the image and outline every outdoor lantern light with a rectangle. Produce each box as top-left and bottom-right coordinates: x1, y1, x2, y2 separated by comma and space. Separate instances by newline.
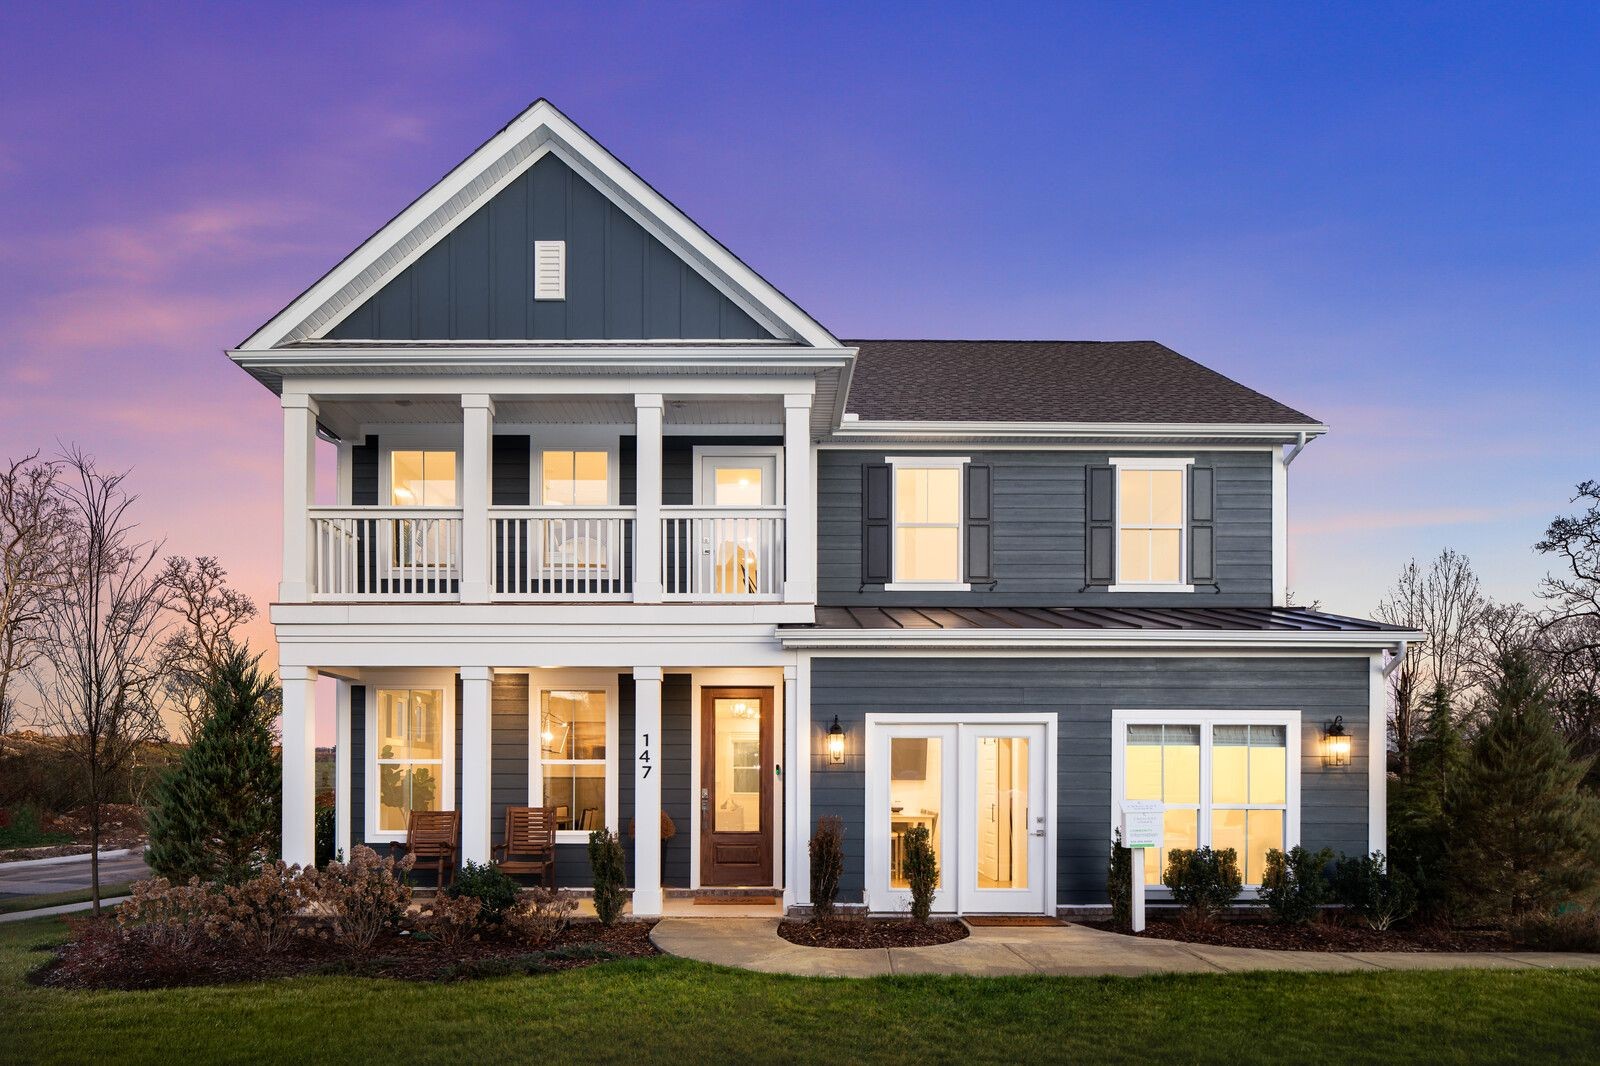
827, 715, 846, 764
1324, 716, 1352, 768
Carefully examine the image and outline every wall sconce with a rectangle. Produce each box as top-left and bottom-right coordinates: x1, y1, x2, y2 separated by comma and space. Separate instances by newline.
826, 715, 846, 765
1323, 716, 1351, 768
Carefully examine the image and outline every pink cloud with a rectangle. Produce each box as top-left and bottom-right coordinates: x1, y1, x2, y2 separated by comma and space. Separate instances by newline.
1293, 501, 1550, 537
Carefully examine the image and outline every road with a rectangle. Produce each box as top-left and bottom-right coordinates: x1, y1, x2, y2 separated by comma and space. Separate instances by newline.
0, 852, 150, 899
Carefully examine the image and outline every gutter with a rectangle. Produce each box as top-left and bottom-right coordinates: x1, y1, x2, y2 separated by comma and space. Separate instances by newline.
778, 627, 1428, 652
1282, 431, 1313, 466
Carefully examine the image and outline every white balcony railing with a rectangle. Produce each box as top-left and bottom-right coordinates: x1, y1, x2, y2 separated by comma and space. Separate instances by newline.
491, 507, 635, 600
309, 507, 462, 600
661, 506, 785, 601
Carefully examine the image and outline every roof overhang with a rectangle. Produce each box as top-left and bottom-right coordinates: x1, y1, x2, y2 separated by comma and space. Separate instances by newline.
778, 626, 1424, 653
829, 419, 1330, 446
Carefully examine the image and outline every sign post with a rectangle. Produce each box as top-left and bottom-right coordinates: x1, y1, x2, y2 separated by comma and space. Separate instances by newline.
1120, 801, 1163, 933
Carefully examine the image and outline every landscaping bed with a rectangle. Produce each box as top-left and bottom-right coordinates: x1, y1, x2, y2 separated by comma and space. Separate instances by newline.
778, 917, 969, 949
1080, 916, 1512, 953
33, 914, 658, 989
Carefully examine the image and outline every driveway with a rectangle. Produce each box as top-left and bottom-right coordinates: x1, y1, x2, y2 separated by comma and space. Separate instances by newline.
0, 853, 150, 899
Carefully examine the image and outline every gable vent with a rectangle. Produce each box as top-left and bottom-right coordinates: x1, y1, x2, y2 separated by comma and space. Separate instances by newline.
533, 240, 566, 300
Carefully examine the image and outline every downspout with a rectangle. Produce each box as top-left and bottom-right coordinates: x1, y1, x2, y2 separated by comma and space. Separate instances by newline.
1282, 431, 1311, 467
1383, 639, 1408, 677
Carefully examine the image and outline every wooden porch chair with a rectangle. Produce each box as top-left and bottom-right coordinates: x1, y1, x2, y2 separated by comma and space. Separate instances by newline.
390, 810, 460, 887
492, 806, 557, 887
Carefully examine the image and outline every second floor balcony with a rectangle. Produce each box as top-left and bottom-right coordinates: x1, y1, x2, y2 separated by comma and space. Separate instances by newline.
278, 383, 816, 608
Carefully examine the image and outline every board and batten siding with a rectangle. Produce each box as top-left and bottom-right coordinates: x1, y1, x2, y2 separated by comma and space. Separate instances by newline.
808, 655, 1371, 906
326, 154, 772, 342
817, 449, 1274, 607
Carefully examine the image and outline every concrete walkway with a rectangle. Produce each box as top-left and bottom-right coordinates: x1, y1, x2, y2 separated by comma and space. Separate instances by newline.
0, 897, 132, 924
0, 852, 149, 899
650, 918, 1600, 978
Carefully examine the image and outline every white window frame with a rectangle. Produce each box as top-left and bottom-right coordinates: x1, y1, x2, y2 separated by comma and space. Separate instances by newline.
1110, 708, 1301, 894
1108, 456, 1194, 593
883, 455, 970, 591
364, 680, 456, 844
528, 671, 621, 845
691, 444, 784, 506
534, 445, 619, 508
384, 446, 462, 508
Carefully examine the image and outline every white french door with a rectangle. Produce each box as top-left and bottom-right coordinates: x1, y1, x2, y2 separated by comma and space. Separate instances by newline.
865, 717, 1054, 915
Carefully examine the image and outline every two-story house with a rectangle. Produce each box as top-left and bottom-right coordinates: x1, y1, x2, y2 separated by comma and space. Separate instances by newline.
231, 100, 1420, 917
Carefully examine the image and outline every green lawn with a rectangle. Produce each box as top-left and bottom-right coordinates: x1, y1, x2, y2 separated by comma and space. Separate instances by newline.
2, 916, 1598, 1065
0, 883, 135, 915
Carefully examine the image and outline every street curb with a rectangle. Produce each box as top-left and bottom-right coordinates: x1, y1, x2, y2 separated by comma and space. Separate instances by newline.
0, 848, 136, 870
0, 895, 133, 924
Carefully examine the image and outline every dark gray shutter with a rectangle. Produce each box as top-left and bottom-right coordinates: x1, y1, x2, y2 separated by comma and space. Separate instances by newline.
352, 434, 379, 505
1086, 464, 1116, 587
964, 463, 993, 583
862, 462, 892, 585
492, 434, 531, 506
1189, 465, 1216, 585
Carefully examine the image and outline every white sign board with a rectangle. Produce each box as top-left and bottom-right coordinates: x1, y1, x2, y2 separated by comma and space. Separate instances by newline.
1120, 801, 1164, 851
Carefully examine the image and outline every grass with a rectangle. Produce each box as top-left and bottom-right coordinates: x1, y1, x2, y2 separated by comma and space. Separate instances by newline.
0, 883, 135, 915
0, 807, 72, 850
1, 916, 1598, 1065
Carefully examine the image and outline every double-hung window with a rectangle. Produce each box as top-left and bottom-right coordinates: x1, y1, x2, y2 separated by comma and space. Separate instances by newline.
539, 450, 614, 574
1110, 457, 1190, 591
389, 450, 458, 569
374, 688, 446, 835
1115, 710, 1298, 889
887, 457, 967, 589
538, 689, 612, 837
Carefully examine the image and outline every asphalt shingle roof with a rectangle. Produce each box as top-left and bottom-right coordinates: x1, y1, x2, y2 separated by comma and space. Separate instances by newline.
841, 340, 1318, 425
795, 606, 1406, 633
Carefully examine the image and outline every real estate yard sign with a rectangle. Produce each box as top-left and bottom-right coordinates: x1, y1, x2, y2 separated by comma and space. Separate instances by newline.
1121, 801, 1163, 932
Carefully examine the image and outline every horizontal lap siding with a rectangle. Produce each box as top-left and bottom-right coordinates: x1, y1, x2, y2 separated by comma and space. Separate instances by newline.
818, 450, 1273, 607
490, 675, 529, 863
809, 656, 1371, 905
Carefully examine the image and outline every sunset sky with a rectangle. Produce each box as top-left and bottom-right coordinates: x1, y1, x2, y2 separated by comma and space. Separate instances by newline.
2, 3, 1595, 739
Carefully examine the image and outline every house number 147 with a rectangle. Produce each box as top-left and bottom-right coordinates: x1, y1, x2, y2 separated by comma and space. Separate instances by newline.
639, 734, 651, 778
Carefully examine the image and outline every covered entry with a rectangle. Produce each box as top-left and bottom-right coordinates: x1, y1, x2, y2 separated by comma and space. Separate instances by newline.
862, 714, 1056, 914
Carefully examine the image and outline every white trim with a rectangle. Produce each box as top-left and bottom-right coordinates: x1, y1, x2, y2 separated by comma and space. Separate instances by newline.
1273, 448, 1289, 606
837, 421, 1328, 443
1107, 583, 1195, 594
236, 100, 840, 352
885, 455, 972, 467
1111, 708, 1301, 894
1108, 457, 1195, 470
335, 678, 352, 861
534, 442, 620, 507
1109, 456, 1192, 588
363, 675, 457, 844
884, 582, 971, 592
691, 445, 784, 506
793, 655, 813, 906
533, 240, 566, 301
1369, 653, 1387, 856
526, 670, 621, 844
687, 668, 787, 890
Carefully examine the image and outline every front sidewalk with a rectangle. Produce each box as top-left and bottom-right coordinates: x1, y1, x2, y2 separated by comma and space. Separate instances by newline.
650, 918, 1600, 978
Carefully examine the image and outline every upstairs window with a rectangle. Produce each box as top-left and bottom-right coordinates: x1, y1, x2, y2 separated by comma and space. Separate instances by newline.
541, 450, 609, 506
1113, 458, 1189, 588
890, 459, 966, 586
390, 451, 457, 507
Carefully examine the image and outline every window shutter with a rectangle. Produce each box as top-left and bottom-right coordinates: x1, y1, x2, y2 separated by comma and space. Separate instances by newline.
491, 434, 531, 506
964, 463, 993, 583
533, 240, 566, 300
1189, 465, 1216, 586
1086, 464, 1116, 586
862, 462, 892, 585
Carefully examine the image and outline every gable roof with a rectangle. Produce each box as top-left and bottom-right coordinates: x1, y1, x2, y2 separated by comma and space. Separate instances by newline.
840, 340, 1318, 426
237, 99, 840, 351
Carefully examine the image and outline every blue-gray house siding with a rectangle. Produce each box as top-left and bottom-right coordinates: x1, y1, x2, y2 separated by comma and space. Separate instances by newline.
808, 655, 1370, 906
818, 449, 1275, 608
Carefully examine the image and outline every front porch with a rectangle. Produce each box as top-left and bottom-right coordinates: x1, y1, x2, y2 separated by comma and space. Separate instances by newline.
280, 663, 800, 916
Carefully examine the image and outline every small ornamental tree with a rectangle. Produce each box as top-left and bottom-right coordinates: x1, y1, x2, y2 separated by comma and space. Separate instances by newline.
146, 647, 280, 885
588, 827, 628, 926
809, 815, 845, 920
902, 824, 938, 922
1106, 830, 1133, 932
1450, 651, 1600, 920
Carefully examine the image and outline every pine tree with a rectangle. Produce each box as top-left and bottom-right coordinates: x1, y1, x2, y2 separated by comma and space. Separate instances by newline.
1450, 651, 1600, 920
1388, 682, 1464, 917
146, 647, 282, 885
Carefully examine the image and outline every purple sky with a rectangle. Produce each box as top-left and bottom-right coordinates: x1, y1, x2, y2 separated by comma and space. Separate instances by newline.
2, 2, 1596, 692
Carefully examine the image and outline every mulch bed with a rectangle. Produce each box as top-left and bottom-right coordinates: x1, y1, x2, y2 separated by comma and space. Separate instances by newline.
31, 917, 659, 990
778, 917, 969, 949
1080, 916, 1512, 953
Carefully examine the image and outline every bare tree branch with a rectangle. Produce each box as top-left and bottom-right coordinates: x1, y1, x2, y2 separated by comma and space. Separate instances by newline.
1536, 480, 1600, 648
156, 556, 261, 741
0, 452, 73, 757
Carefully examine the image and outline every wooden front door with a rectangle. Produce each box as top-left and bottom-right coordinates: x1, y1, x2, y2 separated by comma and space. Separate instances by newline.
700, 687, 775, 886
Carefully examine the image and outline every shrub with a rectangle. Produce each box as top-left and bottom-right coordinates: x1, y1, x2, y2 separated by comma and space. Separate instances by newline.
1508, 907, 1600, 952
145, 649, 281, 885
1106, 830, 1133, 932
505, 887, 579, 946
588, 827, 627, 926
0, 801, 70, 849
213, 861, 314, 953
446, 860, 520, 924
902, 824, 938, 923
419, 891, 482, 948
115, 877, 218, 954
314, 804, 336, 867
1333, 851, 1418, 931
1259, 846, 1335, 924
809, 816, 845, 920
313, 845, 413, 952
1163, 846, 1241, 928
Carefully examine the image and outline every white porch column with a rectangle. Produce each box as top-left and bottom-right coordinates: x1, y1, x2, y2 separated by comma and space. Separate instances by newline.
792, 656, 813, 907
280, 666, 318, 866
634, 395, 664, 603
459, 666, 493, 864
782, 664, 799, 910
280, 395, 318, 602
783, 393, 816, 603
1272, 446, 1288, 605
632, 666, 664, 915
461, 394, 495, 603
335, 678, 352, 862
